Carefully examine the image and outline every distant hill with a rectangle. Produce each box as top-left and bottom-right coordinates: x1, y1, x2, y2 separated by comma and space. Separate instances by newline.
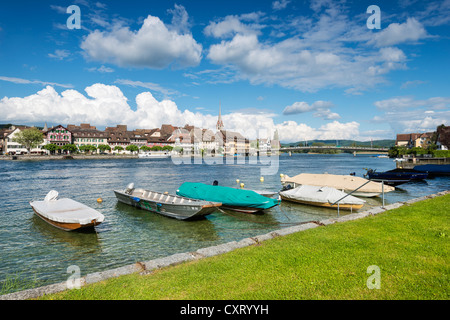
281, 139, 395, 148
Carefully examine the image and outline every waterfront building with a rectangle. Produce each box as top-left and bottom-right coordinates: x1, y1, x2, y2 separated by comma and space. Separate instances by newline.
217, 130, 249, 155
189, 127, 219, 155
256, 138, 271, 154
212, 105, 250, 155
216, 104, 224, 131
134, 127, 175, 148
44, 125, 73, 149
4, 126, 48, 155
105, 125, 131, 152
169, 127, 193, 155
436, 125, 450, 150
0, 128, 12, 154
68, 124, 108, 151
395, 132, 433, 149
129, 131, 148, 149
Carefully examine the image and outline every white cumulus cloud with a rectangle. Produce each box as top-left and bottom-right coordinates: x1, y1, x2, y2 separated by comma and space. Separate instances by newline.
0, 84, 361, 142
283, 100, 340, 120
371, 18, 429, 47
81, 14, 202, 69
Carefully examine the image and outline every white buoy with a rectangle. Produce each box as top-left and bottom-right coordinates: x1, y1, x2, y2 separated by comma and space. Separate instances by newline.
240, 183, 245, 188
260, 176, 264, 182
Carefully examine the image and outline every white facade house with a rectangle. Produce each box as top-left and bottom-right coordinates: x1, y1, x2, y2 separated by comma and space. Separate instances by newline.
191, 128, 219, 155
169, 128, 194, 155
5, 128, 48, 155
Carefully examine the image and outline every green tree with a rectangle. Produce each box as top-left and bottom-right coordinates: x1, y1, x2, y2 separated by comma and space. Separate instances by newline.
388, 146, 407, 158
126, 145, 139, 153
150, 145, 163, 151
42, 143, 59, 155
140, 146, 151, 152
62, 144, 77, 154
162, 145, 173, 151
98, 144, 112, 152
79, 145, 97, 154
12, 128, 44, 154
407, 147, 427, 156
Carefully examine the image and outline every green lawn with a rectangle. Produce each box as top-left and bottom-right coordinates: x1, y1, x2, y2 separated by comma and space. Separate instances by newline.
41, 194, 449, 300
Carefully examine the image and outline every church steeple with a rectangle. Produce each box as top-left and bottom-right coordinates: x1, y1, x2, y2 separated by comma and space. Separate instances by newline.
216, 102, 224, 131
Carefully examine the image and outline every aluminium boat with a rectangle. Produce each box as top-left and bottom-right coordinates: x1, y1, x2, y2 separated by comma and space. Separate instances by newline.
114, 183, 221, 220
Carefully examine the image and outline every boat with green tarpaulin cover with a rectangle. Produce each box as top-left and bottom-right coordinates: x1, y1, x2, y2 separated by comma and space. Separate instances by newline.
176, 182, 280, 213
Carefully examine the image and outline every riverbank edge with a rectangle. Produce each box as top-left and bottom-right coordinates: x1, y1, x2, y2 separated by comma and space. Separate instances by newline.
0, 154, 138, 161
1, 190, 449, 300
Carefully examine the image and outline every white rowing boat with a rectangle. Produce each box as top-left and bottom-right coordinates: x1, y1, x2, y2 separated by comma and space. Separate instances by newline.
281, 173, 394, 197
30, 190, 104, 231
280, 185, 365, 210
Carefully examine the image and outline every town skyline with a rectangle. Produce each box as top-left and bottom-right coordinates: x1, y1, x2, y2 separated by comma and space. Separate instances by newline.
0, 0, 449, 142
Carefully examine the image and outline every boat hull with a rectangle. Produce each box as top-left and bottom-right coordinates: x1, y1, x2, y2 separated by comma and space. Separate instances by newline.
280, 195, 364, 211
221, 205, 264, 213
413, 164, 450, 176
282, 181, 381, 198
31, 207, 102, 231
114, 190, 220, 220
367, 169, 428, 186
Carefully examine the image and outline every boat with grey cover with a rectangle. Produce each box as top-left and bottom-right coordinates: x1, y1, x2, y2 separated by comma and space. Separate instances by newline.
30, 190, 105, 231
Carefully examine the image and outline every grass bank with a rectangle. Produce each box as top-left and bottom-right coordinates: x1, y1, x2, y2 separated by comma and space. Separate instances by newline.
41, 194, 449, 300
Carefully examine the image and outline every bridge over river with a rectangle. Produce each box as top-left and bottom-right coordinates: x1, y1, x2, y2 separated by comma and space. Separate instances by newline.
280, 146, 389, 153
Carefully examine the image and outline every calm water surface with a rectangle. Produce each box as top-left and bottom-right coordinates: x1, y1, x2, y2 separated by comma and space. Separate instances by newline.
0, 153, 448, 290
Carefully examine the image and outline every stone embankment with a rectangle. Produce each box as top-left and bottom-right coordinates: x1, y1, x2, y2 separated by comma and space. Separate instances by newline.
0, 154, 138, 161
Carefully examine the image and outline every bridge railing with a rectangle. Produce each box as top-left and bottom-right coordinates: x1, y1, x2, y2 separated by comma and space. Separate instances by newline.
280, 146, 389, 151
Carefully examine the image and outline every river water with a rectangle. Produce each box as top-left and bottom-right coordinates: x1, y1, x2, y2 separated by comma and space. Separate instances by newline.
0, 153, 448, 291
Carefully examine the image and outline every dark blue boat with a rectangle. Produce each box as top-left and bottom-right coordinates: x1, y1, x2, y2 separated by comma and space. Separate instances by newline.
412, 164, 450, 176
365, 168, 428, 186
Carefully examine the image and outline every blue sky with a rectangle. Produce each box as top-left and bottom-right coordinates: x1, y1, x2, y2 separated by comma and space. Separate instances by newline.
0, 0, 449, 142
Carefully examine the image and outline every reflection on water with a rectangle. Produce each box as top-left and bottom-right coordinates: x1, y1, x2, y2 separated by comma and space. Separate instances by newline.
0, 154, 448, 290
31, 215, 102, 250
